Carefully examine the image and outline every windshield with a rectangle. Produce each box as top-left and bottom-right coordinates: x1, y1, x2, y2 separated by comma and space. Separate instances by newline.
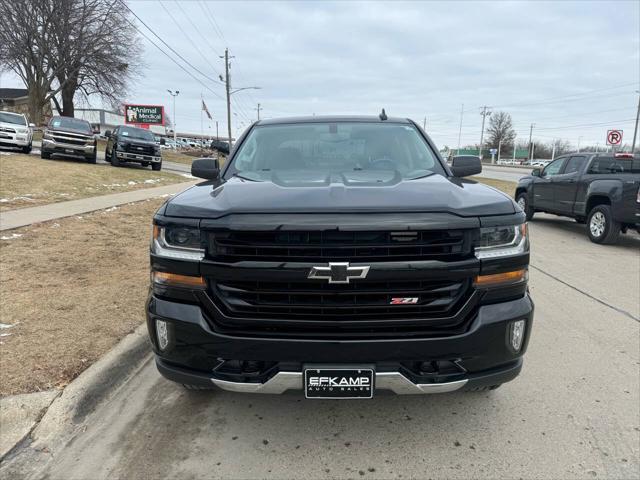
0, 112, 27, 126
49, 117, 92, 134
228, 122, 446, 181
120, 126, 156, 141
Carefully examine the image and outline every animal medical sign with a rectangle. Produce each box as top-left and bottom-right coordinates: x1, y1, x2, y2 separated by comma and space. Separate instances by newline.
124, 105, 165, 126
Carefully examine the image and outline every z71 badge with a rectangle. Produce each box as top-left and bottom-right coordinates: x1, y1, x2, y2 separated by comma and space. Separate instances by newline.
390, 297, 419, 304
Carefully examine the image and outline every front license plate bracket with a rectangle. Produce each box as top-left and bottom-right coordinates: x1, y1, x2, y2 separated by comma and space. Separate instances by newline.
304, 366, 374, 399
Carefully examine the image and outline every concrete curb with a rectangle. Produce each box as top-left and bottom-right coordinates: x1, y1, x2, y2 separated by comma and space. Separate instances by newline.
0, 390, 59, 459
1, 323, 152, 462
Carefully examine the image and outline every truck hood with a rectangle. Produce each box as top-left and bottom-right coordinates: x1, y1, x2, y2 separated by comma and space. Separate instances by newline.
165, 173, 516, 218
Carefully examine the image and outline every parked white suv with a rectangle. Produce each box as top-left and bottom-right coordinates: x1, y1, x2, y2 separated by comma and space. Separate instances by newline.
0, 111, 33, 153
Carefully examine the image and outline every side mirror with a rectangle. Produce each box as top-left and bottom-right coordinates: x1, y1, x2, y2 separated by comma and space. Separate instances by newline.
104, 130, 111, 138
450, 155, 482, 177
160, 137, 166, 145
531, 169, 541, 177
191, 158, 220, 180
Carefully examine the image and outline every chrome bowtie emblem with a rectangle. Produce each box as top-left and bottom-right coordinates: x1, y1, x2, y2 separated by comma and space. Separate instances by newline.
307, 262, 370, 284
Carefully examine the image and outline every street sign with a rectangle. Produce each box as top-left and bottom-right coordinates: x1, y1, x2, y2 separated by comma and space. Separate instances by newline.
489, 148, 497, 154
606, 130, 623, 146
124, 104, 165, 126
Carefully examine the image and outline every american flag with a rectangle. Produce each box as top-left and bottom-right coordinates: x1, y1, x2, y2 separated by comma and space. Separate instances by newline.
201, 100, 212, 120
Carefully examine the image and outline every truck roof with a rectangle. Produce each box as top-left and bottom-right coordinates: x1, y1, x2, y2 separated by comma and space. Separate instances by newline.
256, 115, 413, 126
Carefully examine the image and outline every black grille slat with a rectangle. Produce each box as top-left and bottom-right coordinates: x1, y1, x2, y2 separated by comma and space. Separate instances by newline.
213, 279, 469, 320
211, 230, 469, 262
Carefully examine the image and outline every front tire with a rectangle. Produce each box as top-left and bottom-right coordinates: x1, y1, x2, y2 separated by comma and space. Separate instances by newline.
22, 143, 32, 154
86, 146, 97, 164
152, 161, 162, 171
587, 205, 620, 244
111, 148, 120, 167
516, 193, 534, 221
40, 149, 51, 159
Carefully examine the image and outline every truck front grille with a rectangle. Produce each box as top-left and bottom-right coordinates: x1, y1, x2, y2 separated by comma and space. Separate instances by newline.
212, 230, 469, 262
125, 144, 155, 155
51, 131, 91, 146
211, 278, 470, 321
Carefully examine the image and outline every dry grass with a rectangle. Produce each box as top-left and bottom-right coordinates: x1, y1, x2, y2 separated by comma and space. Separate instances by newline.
470, 176, 517, 196
0, 198, 165, 396
0, 153, 183, 211
162, 149, 226, 166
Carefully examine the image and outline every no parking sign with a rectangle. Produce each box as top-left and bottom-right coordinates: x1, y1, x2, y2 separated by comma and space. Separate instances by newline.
606, 130, 623, 146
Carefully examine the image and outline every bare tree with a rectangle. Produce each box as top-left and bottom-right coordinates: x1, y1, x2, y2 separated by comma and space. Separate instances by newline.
0, 0, 58, 124
50, 0, 143, 117
486, 111, 516, 151
0, 0, 142, 123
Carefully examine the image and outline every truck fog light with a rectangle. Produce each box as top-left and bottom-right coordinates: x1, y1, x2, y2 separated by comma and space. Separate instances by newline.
509, 320, 526, 352
156, 319, 170, 350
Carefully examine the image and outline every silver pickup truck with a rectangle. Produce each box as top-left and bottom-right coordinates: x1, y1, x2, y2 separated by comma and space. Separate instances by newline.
41, 116, 97, 163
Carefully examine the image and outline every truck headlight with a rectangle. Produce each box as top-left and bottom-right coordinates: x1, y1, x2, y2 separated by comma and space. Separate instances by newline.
152, 224, 204, 260
475, 224, 528, 259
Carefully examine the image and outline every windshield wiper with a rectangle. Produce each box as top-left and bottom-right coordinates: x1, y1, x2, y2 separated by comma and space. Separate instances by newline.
232, 172, 262, 182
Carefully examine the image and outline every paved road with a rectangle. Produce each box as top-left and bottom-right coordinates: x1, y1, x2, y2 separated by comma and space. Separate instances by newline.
2, 216, 638, 479
24, 142, 192, 175
476, 165, 532, 182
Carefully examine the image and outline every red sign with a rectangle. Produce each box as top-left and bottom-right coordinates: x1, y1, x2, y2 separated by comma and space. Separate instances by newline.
606, 130, 623, 146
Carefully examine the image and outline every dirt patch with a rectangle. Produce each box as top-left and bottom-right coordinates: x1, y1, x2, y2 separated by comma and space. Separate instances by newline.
0, 153, 183, 211
0, 198, 166, 396
470, 177, 517, 196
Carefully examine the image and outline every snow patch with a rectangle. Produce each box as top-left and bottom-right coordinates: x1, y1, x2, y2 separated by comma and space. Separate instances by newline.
1, 233, 23, 240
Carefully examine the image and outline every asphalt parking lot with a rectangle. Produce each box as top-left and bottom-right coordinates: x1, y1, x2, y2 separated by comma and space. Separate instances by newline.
2, 214, 638, 480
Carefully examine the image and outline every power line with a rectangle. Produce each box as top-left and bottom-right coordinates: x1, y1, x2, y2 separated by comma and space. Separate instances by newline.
114, 7, 224, 101
200, 0, 226, 43
116, 0, 224, 95
158, 0, 224, 80
492, 87, 637, 110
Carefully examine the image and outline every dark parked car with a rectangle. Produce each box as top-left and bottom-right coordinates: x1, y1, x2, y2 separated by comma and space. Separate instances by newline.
515, 153, 640, 244
209, 139, 230, 154
41, 116, 97, 163
147, 115, 533, 398
105, 125, 162, 170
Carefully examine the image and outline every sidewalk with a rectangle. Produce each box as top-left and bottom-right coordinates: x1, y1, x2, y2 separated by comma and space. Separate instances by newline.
0, 181, 197, 231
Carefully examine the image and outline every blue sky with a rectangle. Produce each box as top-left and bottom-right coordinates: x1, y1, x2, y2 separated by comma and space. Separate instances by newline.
1, 0, 638, 148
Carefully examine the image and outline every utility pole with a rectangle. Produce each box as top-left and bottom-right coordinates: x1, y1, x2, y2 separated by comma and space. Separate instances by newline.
456, 103, 464, 155
497, 139, 502, 164
551, 139, 556, 160
167, 89, 179, 148
528, 123, 535, 161
216, 120, 219, 140
423, 117, 427, 130
220, 48, 235, 150
632, 91, 640, 153
577, 136, 583, 153
255, 103, 262, 121
513, 137, 517, 162
479, 106, 491, 161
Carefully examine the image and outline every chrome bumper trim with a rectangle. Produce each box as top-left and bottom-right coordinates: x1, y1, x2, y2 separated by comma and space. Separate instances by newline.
117, 151, 161, 162
42, 138, 93, 152
211, 371, 468, 395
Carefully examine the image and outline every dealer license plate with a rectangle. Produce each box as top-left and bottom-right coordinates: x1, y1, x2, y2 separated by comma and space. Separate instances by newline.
304, 367, 374, 399
65, 148, 75, 154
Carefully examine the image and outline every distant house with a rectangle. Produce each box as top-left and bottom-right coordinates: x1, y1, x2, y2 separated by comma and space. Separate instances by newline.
0, 88, 54, 124
0, 88, 29, 115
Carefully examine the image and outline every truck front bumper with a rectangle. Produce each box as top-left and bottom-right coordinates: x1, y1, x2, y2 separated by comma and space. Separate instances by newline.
42, 138, 94, 155
146, 293, 534, 395
116, 151, 161, 163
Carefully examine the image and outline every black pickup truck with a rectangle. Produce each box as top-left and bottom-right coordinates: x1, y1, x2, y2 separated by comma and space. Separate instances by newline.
515, 153, 640, 244
105, 125, 163, 170
146, 115, 533, 398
